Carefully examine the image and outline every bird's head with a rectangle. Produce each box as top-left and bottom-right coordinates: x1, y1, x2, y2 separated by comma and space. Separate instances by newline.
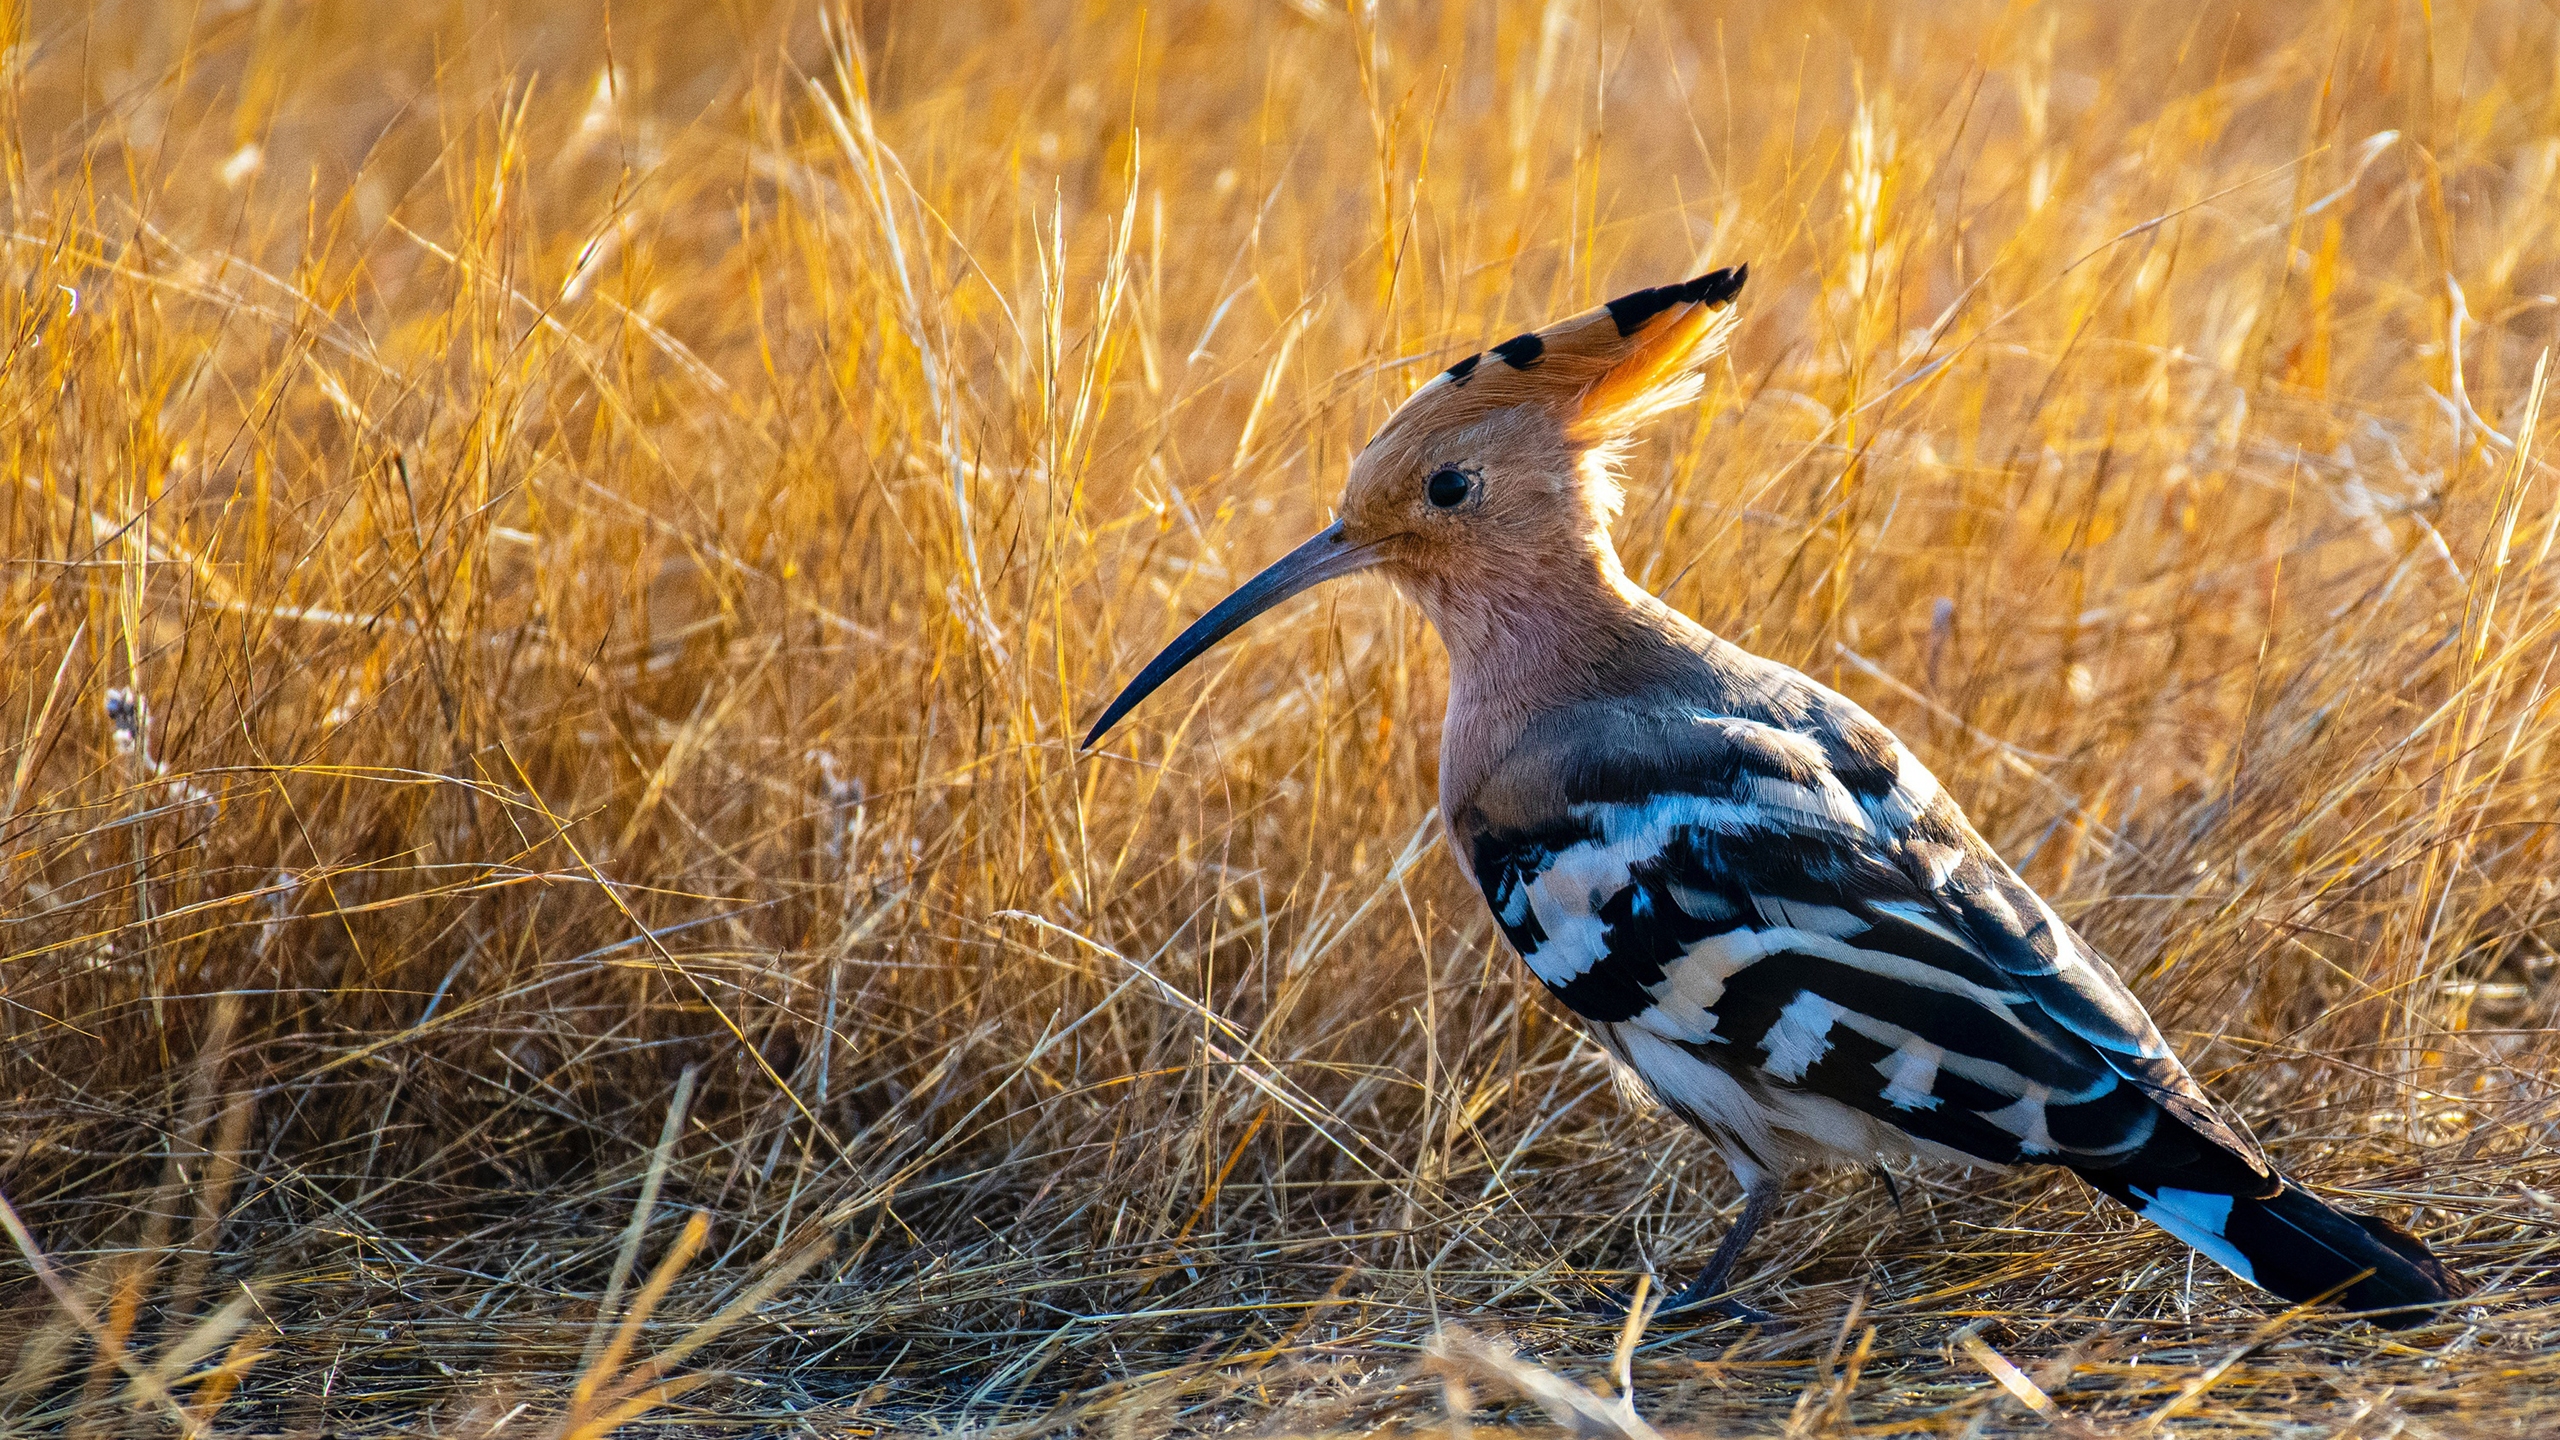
1083, 265, 1746, 749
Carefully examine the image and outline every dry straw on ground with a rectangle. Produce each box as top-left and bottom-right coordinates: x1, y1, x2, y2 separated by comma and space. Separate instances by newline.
6, 1, 2560, 1433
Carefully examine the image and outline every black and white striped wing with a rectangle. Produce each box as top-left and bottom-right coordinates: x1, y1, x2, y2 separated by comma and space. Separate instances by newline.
1463, 711, 2264, 1180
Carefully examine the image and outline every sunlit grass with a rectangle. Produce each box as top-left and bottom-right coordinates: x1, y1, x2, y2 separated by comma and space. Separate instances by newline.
7, 1, 2560, 1432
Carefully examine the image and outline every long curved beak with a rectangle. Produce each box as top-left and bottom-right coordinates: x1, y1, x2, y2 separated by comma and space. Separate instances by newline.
1083, 521, 1382, 750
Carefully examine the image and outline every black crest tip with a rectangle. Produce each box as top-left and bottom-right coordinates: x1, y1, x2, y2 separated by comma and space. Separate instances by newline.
1604, 263, 1750, 336
1491, 332, 1545, 368
1692, 262, 1748, 306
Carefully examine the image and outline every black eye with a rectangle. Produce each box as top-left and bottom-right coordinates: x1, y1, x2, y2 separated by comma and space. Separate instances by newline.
1425, 467, 1474, 509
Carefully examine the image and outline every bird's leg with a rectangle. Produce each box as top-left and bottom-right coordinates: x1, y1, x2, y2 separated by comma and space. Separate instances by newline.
1649, 1180, 1779, 1322
1587, 1181, 1780, 1324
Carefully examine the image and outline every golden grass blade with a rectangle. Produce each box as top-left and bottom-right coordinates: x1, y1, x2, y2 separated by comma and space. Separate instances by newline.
1608, 1271, 1651, 1412
604, 1234, 835, 1383
1422, 1328, 1664, 1440
1954, 1321, 2101, 1436
0, 1191, 191, 1433
554, 1374, 711, 1440
178, 1323, 273, 1440
582, 1066, 697, 1379
134, 1289, 259, 1396
2134, 1297, 2324, 1433
2, 616, 85, 846
568, 1210, 710, 1418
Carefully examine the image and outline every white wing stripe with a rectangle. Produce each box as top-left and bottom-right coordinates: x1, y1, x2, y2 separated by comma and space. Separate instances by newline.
1581, 791, 1871, 845
1621, 979, 2123, 1112
1863, 741, 1941, 831
1522, 836, 2046, 1018
1832, 1008, 2117, 1107
1762, 932, 2034, 1013
2130, 1187, 2258, 1283
1877, 1039, 1945, 1111
1980, 1086, 2059, 1155
1743, 775, 1874, 835
1762, 991, 1844, 1080
1870, 899, 1970, 950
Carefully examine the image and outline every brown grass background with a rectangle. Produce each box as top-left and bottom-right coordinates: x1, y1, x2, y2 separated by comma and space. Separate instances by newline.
8, 1, 2560, 1433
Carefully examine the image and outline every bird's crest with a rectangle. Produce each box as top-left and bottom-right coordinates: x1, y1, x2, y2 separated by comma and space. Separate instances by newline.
1377, 265, 1746, 454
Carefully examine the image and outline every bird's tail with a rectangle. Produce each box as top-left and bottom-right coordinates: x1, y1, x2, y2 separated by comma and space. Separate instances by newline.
2091, 1176, 2462, 1328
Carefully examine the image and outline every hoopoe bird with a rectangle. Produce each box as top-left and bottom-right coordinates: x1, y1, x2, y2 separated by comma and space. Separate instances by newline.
1085, 266, 2462, 1326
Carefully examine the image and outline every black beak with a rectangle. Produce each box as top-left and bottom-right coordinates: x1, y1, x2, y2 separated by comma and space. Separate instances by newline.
1082, 522, 1382, 750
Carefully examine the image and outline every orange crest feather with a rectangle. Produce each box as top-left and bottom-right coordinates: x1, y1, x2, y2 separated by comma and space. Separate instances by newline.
1375, 265, 1746, 451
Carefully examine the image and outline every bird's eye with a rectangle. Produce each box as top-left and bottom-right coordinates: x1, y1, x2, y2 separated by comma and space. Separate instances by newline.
1425, 467, 1474, 509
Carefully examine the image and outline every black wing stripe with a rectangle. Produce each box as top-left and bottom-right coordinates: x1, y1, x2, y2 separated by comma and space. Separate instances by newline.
1547, 881, 1685, 1022
1479, 849, 2166, 1161
1617, 921, 2164, 1163
1632, 997, 2160, 1167
1927, 862, 2179, 1064
1832, 901, 2016, 994
1480, 822, 2128, 1088
1787, 1025, 2043, 1164
1466, 711, 2248, 1177
1684, 950, 2109, 1094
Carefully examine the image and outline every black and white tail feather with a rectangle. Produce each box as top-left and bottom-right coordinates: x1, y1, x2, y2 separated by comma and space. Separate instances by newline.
1454, 635, 2463, 1326
2089, 1178, 2456, 1323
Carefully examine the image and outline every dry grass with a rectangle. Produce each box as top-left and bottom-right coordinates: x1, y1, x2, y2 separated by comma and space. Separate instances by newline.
8, 0, 2560, 1433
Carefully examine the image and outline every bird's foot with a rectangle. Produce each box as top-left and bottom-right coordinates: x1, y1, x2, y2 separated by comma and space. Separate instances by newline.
1657, 1291, 1775, 1326
1580, 1278, 1772, 1327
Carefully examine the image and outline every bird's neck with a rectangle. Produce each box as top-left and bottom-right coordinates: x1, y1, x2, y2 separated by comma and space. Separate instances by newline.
1408, 533, 1701, 812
